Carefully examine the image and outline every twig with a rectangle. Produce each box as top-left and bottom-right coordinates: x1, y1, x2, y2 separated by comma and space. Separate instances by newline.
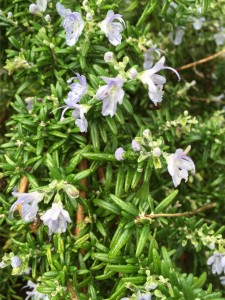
17, 176, 29, 216
67, 281, 79, 300
136, 203, 216, 222
177, 49, 225, 71
75, 159, 87, 236
189, 96, 225, 105
97, 167, 105, 183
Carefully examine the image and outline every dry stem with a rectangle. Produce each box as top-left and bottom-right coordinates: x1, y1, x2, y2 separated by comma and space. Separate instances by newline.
75, 159, 87, 236
17, 175, 29, 215
136, 203, 216, 222
177, 49, 225, 71
67, 281, 79, 300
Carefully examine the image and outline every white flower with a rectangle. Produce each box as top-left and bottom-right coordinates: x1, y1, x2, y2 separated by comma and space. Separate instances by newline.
115, 147, 125, 161
192, 17, 205, 30
9, 191, 44, 222
207, 252, 225, 275
99, 10, 125, 46
138, 56, 180, 106
169, 26, 185, 46
36, 0, 47, 12
11, 256, 21, 268
132, 140, 142, 152
29, 0, 47, 14
41, 202, 71, 235
72, 104, 89, 132
96, 76, 125, 117
0, 261, 8, 268
29, 4, 40, 14
25, 280, 49, 300
167, 146, 195, 187
214, 29, 225, 46
137, 290, 151, 300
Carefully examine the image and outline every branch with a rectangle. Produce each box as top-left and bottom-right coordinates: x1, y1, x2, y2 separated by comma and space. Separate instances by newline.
17, 175, 29, 216
136, 203, 216, 222
67, 281, 79, 300
75, 159, 87, 236
177, 49, 225, 71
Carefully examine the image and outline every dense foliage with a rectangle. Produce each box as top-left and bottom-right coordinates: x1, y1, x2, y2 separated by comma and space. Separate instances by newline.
1, 0, 225, 299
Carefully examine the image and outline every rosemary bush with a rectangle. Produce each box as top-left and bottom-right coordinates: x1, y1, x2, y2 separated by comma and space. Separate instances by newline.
1, 0, 225, 299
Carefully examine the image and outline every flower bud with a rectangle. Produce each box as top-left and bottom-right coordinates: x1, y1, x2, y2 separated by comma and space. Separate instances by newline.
64, 184, 79, 199
104, 52, 114, 63
127, 68, 138, 79
44, 14, 51, 22
86, 13, 93, 21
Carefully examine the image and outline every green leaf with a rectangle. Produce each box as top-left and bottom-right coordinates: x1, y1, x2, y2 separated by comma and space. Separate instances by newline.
110, 194, 139, 216
155, 190, 179, 213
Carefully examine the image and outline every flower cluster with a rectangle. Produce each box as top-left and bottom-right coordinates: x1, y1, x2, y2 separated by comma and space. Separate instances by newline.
115, 131, 195, 187
59, 73, 89, 132
8, 181, 79, 236
25, 280, 49, 300
56, 4, 125, 47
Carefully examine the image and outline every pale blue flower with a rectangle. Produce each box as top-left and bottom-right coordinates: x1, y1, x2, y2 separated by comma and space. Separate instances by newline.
9, 191, 44, 222
115, 147, 125, 161
60, 74, 87, 121
143, 46, 164, 70
120, 291, 151, 300
137, 291, 151, 300
139, 56, 180, 106
167, 146, 195, 187
72, 104, 89, 132
56, 3, 84, 46
132, 140, 141, 152
214, 29, 225, 46
220, 276, 225, 285
169, 26, 185, 46
192, 17, 205, 30
41, 202, 71, 235
29, 0, 47, 14
96, 76, 125, 117
56, 3, 72, 18
63, 13, 84, 46
25, 280, 49, 300
99, 10, 125, 46
207, 252, 225, 275
11, 256, 21, 268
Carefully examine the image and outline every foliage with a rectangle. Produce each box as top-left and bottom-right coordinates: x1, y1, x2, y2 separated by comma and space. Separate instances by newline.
1, 0, 225, 299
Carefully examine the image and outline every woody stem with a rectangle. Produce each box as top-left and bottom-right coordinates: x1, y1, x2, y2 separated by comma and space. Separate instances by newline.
136, 203, 216, 222
177, 48, 225, 71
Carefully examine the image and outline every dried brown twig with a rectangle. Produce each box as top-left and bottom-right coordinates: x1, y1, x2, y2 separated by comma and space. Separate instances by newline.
135, 203, 216, 222
177, 49, 225, 71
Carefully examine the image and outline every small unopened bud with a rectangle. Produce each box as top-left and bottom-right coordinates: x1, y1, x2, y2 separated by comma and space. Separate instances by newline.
7, 12, 13, 18
64, 184, 79, 199
44, 14, 51, 22
152, 147, 161, 157
29, 4, 40, 14
132, 140, 141, 152
127, 68, 138, 79
86, 13, 93, 21
104, 52, 114, 63
143, 129, 151, 139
